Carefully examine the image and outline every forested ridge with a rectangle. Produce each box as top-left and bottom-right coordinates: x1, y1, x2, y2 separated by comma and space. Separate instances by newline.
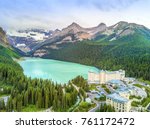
42, 33, 150, 81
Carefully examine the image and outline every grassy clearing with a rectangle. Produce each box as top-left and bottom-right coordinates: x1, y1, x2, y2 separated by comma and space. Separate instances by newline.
129, 95, 142, 100
133, 84, 150, 107
74, 102, 96, 112
101, 85, 111, 94
89, 84, 99, 91
138, 79, 150, 85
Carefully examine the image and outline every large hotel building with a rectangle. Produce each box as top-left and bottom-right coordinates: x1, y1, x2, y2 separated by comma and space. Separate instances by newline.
88, 69, 125, 84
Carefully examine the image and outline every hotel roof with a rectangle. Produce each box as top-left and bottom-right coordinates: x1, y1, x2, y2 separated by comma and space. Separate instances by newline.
107, 93, 129, 103
108, 79, 124, 84
101, 69, 124, 74
115, 87, 130, 94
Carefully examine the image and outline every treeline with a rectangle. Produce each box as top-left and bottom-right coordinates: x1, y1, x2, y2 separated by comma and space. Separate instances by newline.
0, 44, 23, 96
72, 76, 89, 91
6, 82, 78, 112
0, 86, 11, 95
0, 65, 78, 112
0, 99, 5, 111
72, 76, 89, 100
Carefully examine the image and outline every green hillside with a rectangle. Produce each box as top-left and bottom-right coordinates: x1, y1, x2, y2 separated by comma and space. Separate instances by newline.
0, 43, 22, 70
41, 32, 150, 81
0, 43, 23, 94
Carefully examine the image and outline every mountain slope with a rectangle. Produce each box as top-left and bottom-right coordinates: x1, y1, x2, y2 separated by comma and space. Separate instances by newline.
5, 22, 150, 80
31, 21, 150, 55
32, 22, 150, 81
0, 27, 9, 46
7, 29, 53, 52
0, 26, 22, 70
8, 22, 107, 53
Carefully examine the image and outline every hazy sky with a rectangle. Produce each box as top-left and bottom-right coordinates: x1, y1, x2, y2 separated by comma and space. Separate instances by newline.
0, 0, 150, 30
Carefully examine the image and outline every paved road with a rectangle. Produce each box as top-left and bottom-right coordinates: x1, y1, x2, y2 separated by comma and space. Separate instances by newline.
88, 101, 105, 112
72, 83, 79, 92
87, 92, 105, 112
96, 86, 108, 95
71, 83, 84, 111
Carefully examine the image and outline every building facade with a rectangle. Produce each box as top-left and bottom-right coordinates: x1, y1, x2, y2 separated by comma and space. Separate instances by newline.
88, 70, 125, 84
106, 93, 131, 112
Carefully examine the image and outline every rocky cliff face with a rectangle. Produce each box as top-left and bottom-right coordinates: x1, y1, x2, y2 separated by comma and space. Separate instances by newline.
7, 29, 53, 52
51, 22, 107, 40
0, 27, 9, 45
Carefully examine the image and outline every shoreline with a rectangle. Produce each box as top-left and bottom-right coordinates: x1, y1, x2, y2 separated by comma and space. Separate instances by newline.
13, 57, 25, 62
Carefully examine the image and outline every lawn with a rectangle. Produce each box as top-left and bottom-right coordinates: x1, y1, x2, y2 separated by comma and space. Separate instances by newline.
89, 84, 99, 91
74, 102, 96, 112
101, 85, 111, 94
138, 79, 150, 85
131, 101, 141, 107
133, 84, 150, 107
129, 95, 142, 100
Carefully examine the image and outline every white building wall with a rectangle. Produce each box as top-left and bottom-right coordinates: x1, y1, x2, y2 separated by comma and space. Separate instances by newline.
88, 72, 99, 84
88, 70, 125, 84
106, 97, 131, 112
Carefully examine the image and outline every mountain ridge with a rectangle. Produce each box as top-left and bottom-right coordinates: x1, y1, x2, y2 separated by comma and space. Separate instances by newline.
6, 21, 150, 66
1, 22, 150, 81
29, 21, 150, 56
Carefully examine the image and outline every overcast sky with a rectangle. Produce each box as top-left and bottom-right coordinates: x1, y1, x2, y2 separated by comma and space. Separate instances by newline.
0, 0, 150, 30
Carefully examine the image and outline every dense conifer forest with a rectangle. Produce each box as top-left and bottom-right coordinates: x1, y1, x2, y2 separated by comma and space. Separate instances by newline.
0, 44, 78, 112
42, 33, 150, 81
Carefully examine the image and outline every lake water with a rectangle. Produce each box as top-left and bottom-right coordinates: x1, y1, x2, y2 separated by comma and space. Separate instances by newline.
19, 57, 100, 84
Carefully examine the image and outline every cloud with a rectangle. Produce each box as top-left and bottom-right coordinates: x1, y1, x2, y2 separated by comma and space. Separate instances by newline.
77, 0, 140, 11
0, 0, 149, 30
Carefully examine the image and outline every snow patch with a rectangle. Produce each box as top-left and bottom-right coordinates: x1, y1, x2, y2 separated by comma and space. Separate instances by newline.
7, 30, 49, 41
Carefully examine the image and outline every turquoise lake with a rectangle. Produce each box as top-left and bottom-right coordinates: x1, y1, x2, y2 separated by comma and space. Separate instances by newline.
19, 57, 100, 84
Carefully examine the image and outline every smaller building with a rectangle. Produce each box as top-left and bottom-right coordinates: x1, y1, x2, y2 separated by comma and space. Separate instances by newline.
128, 85, 147, 98
106, 93, 131, 112
107, 79, 126, 87
90, 90, 99, 94
115, 88, 130, 99
85, 98, 92, 103
123, 77, 136, 83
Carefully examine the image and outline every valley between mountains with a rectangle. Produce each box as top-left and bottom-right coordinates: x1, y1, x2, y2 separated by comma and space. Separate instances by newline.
8, 21, 150, 80
0, 21, 150, 112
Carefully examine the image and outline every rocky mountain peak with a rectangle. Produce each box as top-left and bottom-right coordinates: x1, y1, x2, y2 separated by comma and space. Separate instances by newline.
70, 22, 80, 27
64, 22, 82, 31
97, 23, 106, 27
96, 23, 107, 31
117, 21, 128, 25
59, 22, 83, 36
